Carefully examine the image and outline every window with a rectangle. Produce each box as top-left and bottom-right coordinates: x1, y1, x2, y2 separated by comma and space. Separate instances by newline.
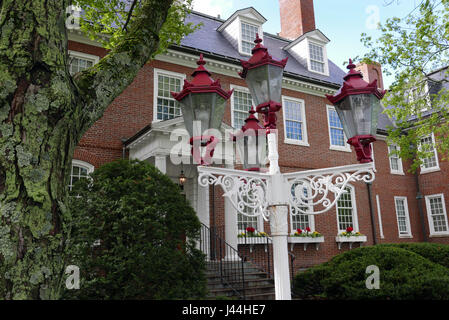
237, 191, 262, 234
282, 97, 308, 146
309, 42, 325, 74
388, 144, 403, 174
326, 106, 350, 152
290, 183, 314, 233
420, 133, 439, 172
154, 69, 185, 121
240, 22, 259, 55
394, 197, 412, 237
336, 186, 358, 233
409, 81, 431, 113
68, 51, 99, 75
69, 160, 94, 191
425, 194, 449, 235
231, 86, 253, 128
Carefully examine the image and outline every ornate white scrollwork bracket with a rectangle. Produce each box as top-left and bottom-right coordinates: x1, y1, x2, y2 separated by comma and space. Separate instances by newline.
197, 166, 271, 221
285, 163, 375, 215
197, 162, 375, 218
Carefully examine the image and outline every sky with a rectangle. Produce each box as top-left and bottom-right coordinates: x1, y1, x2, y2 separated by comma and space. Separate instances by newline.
191, 0, 424, 89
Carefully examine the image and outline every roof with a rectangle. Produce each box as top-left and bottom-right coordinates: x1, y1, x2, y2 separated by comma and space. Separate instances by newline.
179, 11, 346, 88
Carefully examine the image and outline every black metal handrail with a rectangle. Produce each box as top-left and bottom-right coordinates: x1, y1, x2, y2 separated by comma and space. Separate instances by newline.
200, 223, 246, 299
237, 232, 273, 278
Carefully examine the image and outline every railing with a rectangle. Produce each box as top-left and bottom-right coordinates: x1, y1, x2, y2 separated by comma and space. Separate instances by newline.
199, 223, 246, 299
237, 233, 273, 278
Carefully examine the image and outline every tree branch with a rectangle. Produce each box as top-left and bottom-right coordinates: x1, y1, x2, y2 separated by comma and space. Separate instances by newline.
73, 0, 174, 136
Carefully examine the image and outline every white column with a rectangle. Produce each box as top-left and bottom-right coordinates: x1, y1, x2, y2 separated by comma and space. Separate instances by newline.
269, 174, 292, 300
196, 175, 210, 227
154, 155, 167, 174
223, 163, 240, 261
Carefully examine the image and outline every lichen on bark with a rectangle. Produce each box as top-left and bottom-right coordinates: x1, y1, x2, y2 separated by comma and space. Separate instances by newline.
0, 0, 177, 299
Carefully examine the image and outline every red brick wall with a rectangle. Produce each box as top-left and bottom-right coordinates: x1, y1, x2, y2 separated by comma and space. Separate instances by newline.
70, 40, 449, 274
279, 0, 316, 40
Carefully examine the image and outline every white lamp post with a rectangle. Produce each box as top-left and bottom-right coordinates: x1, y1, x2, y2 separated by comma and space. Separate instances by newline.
173, 40, 381, 300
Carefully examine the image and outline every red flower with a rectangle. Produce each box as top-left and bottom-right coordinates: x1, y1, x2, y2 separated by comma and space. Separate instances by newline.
346, 226, 353, 233
246, 227, 255, 233
296, 229, 302, 234
306, 227, 311, 232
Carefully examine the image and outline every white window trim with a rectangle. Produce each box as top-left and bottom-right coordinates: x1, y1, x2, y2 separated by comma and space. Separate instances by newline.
326, 105, 351, 153
425, 193, 449, 236
238, 17, 263, 57
394, 196, 412, 238
153, 68, 186, 123
307, 39, 329, 76
230, 84, 255, 128
70, 159, 94, 191
68, 50, 100, 64
419, 132, 440, 174
335, 184, 359, 234
388, 144, 404, 175
289, 184, 314, 234
282, 96, 309, 146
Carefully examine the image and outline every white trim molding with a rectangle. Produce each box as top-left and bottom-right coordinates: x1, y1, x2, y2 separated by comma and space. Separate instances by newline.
420, 132, 440, 174
153, 68, 186, 123
326, 105, 351, 153
425, 193, 449, 236
282, 96, 309, 147
394, 196, 412, 238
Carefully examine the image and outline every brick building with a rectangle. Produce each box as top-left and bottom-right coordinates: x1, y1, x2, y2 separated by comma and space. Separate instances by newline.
67, 0, 449, 274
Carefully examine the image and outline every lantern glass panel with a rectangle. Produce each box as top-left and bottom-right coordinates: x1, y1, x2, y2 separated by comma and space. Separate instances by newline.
335, 94, 381, 138
179, 92, 226, 138
235, 131, 266, 170
246, 64, 284, 106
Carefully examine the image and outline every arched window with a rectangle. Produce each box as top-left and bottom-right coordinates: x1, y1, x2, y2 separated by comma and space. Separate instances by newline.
69, 160, 94, 191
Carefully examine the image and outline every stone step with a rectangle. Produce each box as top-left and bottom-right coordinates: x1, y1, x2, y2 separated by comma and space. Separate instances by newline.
207, 277, 273, 290
207, 284, 276, 299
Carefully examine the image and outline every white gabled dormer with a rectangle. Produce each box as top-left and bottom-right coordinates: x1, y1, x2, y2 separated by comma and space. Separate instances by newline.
217, 7, 267, 56
284, 30, 330, 76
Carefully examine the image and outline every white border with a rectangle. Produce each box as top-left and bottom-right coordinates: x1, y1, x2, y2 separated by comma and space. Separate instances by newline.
307, 39, 329, 77
68, 50, 100, 64
72, 159, 95, 173
153, 68, 186, 123
230, 84, 254, 128
326, 105, 351, 153
289, 184, 315, 234
420, 132, 440, 174
282, 96, 309, 146
238, 16, 263, 57
394, 196, 412, 238
388, 144, 404, 175
425, 193, 449, 236
335, 184, 359, 234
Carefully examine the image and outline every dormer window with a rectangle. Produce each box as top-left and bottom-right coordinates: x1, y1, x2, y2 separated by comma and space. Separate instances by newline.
241, 22, 259, 55
309, 42, 325, 73
217, 8, 267, 57
284, 30, 330, 76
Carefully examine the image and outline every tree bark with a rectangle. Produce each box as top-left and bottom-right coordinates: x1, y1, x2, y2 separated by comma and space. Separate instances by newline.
0, 0, 173, 299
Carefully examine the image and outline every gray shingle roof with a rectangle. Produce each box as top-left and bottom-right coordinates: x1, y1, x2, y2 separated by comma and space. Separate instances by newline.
180, 11, 345, 87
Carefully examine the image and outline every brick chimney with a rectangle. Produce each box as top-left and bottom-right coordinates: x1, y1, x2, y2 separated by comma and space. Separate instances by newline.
279, 0, 316, 40
355, 62, 384, 90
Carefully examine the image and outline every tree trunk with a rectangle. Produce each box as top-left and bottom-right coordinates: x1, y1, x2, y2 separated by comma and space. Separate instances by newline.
0, 0, 173, 299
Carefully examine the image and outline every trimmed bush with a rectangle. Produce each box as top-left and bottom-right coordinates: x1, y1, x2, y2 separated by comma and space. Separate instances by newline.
293, 245, 449, 300
377, 243, 449, 269
63, 160, 206, 300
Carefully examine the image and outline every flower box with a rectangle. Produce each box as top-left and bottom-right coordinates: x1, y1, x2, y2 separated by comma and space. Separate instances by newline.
288, 236, 324, 251
237, 236, 270, 253
335, 235, 367, 250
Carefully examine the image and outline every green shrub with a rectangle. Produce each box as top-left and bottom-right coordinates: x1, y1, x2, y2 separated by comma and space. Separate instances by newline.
293, 245, 449, 300
377, 243, 449, 269
63, 160, 206, 299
